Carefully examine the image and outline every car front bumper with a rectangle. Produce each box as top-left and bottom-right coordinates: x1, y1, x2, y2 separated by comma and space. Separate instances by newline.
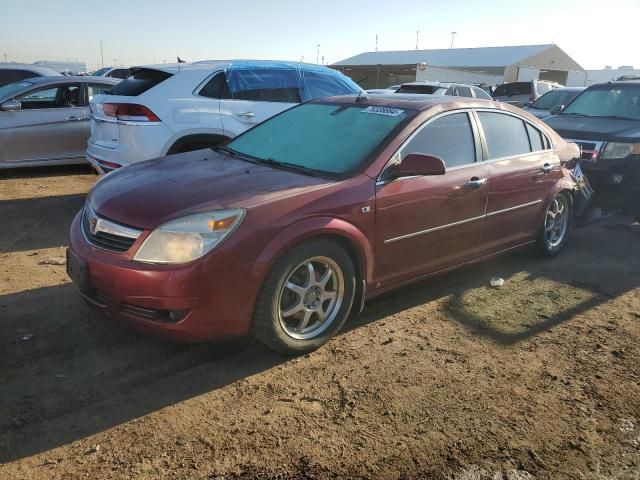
67, 211, 267, 342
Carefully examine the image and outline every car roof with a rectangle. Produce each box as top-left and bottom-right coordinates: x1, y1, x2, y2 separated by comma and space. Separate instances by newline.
318, 93, 501, 111
131, 59, 342, 74
588, 80, 640, 89
0, 63, 63, 76
552, 87, 584, 91
24, 75, 120, 85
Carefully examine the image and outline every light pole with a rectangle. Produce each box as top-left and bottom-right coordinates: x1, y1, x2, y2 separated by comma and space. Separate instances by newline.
316, 44, 320, 64
450, 31, 457, 49
416, 30, 420, 50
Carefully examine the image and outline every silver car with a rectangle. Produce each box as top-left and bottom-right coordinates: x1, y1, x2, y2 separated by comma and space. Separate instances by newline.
0, 76, 118, 169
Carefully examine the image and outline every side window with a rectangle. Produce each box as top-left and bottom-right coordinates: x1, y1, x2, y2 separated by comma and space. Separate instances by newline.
402, 113, 476, 168
226, 68, 301, 103
472, 87, 492, 100
17, 84, 82, 109
199, 72, 228, 99
478, 112, 531, 159
109, 69, 130, 80
456, 86, 473, 98
300, 70, 358, 102
0, 70, 39, 86
445, 86, 458, 96
526, 123, 544, 151
88, 83, 112, 102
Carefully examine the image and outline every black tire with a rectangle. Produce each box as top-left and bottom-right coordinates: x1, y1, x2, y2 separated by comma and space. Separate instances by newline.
251, 239, 356, 355
536, 192, 573, 257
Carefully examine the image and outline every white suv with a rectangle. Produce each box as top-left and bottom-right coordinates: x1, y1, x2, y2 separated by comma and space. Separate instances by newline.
86, 60, 361, 173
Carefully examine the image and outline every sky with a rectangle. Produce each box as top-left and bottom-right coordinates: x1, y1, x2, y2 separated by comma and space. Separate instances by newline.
1, 0, 639, 71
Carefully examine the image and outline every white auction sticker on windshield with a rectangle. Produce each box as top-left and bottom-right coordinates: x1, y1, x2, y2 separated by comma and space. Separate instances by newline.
361, 106, 404, 117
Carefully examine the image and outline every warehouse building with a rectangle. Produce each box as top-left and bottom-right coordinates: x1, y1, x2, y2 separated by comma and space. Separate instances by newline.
332, 44, 585, 89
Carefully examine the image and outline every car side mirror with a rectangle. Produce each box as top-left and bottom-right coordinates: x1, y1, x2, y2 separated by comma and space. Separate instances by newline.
550, 104, 564, 116
394, 153, 446, 178
1, 99, 21, 112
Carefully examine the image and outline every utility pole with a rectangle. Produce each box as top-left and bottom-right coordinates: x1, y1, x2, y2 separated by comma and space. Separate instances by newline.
416, 30, 420, 50
3, 53, 6, 62
316, 44, 320, 64
375, 34, 379, 52
450, 31, 457, 49
321, 55, 325, 65
100, 39, 104, 68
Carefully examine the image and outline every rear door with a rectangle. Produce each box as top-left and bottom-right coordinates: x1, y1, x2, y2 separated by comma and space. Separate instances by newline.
2, 82, 86, 164
219, 67, 300, 137
374, 111, 490, 288
476, 110, 559, 252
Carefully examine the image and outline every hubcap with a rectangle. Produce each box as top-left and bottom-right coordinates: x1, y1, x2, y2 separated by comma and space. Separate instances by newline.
545, 195, 569, 248
277, 256, 344, 340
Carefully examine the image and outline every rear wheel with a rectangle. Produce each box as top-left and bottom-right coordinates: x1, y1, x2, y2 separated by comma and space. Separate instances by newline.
251, 239, 356, 355
536, 192, 572, 257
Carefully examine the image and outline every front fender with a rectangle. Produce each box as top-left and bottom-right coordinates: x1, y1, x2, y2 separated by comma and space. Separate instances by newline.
253, 216, 374, 286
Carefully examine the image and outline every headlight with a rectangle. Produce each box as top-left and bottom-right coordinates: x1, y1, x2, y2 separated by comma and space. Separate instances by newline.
133, 209, 245, 264
601, 142, 640, 160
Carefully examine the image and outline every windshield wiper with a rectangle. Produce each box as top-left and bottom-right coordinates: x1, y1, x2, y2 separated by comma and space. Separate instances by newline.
559, 112, 592, 118
255, 158, 322, 177
592, 115, 637, 121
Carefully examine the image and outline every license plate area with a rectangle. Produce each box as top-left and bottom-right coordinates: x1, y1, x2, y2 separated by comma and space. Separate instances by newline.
66, 249, 92, 293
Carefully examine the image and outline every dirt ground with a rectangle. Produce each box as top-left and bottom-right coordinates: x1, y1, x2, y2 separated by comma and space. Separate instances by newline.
1, 165, 639, 480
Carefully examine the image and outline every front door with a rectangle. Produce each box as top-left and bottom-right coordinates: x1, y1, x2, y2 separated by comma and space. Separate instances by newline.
2, 83, 87, 165
375, 112, 490, 288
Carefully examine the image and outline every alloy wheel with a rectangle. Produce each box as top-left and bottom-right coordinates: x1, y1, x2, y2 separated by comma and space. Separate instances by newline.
277, 256, 345, 340
545, 195, 569, 248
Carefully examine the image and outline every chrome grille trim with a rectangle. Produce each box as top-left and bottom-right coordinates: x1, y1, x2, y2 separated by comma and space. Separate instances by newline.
82, 204, 142, 253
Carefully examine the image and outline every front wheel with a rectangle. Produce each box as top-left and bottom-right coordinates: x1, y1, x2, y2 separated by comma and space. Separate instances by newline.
251, 239, 356, 355
536, 192, 573, 257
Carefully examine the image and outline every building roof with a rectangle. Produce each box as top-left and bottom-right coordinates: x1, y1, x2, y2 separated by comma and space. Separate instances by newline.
333, 44, 555, 67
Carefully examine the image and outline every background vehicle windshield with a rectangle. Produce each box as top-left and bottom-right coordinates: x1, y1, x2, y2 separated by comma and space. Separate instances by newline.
562, 85, 640, 120
0, 80, 33, 99
493, 82, 530, 97
93, 67, 111, 76
227, 103, 412, 175
531, 89, 580, 110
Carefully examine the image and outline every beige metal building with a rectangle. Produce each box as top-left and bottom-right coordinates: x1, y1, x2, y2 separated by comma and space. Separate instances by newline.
332, 44, 585, 89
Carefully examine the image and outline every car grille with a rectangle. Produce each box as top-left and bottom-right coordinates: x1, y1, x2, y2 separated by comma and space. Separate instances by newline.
82, 205, 141, 253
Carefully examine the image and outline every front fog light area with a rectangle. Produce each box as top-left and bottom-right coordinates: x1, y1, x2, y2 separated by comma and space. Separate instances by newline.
133, 209, 246, 264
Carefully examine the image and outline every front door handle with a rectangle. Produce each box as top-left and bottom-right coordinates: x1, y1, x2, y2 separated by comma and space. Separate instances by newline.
541, 163, 553, 174
466, 177, 487, 189
65, 116, 82, 122
235, 112, 255, 118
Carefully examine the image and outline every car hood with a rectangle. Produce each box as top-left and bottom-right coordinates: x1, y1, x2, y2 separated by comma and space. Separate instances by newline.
544, 115, 640, 142
522, 107, 550, 119
89, 150, 332, 230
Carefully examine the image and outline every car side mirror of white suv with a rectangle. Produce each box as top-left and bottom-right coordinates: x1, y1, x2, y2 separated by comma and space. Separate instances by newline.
1, 100, 21, 112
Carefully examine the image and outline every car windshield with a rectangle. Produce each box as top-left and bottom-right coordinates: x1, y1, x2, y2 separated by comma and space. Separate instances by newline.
531, 89, 581, 110
93, 67, 111, 76
561, 85, 640, 120
225, 103, 412, 176
0, 80, 33, 99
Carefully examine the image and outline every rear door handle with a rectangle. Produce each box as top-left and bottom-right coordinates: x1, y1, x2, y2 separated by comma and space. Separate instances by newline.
541, 163, 553, 174
466, 177, 487, 189
235, 112, 255, 118
66, 116, 82, 122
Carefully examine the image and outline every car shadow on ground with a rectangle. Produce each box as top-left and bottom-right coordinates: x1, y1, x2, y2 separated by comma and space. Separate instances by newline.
0, 164, 94, 181
1, 218, 638, 463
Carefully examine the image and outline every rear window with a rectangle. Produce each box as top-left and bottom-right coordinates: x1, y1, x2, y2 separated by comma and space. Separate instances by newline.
493, 82, 531, 97
396, 84, 445, 95
0, 69, 41, 87
108, 68, 172, 96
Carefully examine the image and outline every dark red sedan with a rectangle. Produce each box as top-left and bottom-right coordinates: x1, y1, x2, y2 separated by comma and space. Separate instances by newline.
67, 95, 580, 354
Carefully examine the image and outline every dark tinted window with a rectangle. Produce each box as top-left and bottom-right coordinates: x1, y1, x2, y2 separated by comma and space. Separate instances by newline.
478, 112, 531, 159
300, 70, 359, 102
456, 86, 473, 98
199, 72, 228, 99
227, 68, 301, 103
493, 82, 531, 97
396, 84, 446, 95
108, 68, 172, 96
0, 69, 41, 87
108, 68, 130, 80
402, 113, 476, 168
526, 123, 544, 151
